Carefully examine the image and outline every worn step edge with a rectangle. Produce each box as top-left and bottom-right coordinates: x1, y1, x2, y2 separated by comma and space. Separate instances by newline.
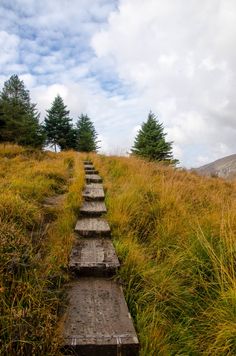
83, 193, 105, 202
85, 170, 99, 175
86, 175, 103, 183
69, 239, 120, 277
80, 201, 107, 217
75, 218, 111, 238
61, 278, 139, 355
82, 186, 105, 201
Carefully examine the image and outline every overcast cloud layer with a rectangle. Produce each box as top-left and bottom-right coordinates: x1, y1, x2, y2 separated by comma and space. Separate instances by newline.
0, 0, 236, 167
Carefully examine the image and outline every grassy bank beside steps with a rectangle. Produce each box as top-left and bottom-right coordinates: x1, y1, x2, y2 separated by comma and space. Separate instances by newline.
91, 154, 236, 355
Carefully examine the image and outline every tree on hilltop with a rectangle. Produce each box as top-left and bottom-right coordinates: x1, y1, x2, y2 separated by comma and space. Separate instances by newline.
75, 114, 99, 152
44, 95, 76, 151
131, 111, 177, 163
0, 74, 45, 147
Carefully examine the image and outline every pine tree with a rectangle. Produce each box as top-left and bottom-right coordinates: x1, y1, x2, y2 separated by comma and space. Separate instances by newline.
75, 114, 99, 152
0, 75, 45, 147
131, 111, 177, 162
44, 95, 74, 151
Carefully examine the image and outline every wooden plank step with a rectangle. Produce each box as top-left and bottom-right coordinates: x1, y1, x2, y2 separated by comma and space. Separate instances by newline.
86, 183, 103, 188
83, 185, 105, 201
61, 278, 139, 355
86, 174, 102, 183
80, 201, 107, 216
69, 239, 120, 276
85, 169, 99, 175
84, 165, 94, 170
75, 218, 111, 237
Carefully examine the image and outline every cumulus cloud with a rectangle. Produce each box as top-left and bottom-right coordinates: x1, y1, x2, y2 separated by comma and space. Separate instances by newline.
92, 0, 236, 166
0, 31, 19, 66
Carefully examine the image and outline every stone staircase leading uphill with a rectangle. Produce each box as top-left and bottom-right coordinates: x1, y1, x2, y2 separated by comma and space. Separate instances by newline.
61, 161, 139, 355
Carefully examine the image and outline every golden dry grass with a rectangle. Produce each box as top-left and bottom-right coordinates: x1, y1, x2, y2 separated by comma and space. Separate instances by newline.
89, 154, 236, 355
0, 145, 84, 355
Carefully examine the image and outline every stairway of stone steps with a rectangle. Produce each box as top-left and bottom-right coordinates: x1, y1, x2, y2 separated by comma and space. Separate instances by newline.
61, 161, 139, 355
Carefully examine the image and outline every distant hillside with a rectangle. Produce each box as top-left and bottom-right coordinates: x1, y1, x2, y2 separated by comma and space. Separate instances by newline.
195, 154, 236, 179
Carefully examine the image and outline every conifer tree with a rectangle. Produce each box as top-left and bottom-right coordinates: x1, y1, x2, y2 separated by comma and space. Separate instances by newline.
131, 111, 177, 162
75, 114, 99, 152
0, 75, 45, 147
44, 95, 74, 151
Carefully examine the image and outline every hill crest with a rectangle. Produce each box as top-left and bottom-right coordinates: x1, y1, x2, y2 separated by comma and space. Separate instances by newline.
195, 153, 236, 178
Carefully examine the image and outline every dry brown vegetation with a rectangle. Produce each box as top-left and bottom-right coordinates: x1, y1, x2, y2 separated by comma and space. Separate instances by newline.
90, 154, 236, 355
0, 144, 84, 355
2, 146, 236, 355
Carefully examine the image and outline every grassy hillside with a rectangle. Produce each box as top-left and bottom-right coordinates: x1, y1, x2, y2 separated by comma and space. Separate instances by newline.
90, 154, 236, 355
0, 144, 84, 355
2, 146, 236, 355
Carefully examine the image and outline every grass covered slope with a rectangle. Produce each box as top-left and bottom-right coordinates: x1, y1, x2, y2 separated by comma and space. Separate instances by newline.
0, 144, 84, 355
91, 154, 236, 355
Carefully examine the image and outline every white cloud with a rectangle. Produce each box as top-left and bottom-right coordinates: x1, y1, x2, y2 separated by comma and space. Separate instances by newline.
0, 31, 19, 66
91, 0, 236, 166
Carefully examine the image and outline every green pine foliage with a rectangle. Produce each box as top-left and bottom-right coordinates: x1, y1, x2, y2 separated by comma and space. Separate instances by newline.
131, 111, 177, 163
0, 75, 45, 147
44, 95, 75, 151
75, 114, 99, 152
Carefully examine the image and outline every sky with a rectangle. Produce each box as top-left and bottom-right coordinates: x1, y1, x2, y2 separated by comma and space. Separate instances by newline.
0, 0, 236, 167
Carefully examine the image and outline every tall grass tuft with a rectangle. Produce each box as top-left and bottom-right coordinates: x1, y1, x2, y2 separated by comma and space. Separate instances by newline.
90, 154, 236, 355
0, 145, 84, 355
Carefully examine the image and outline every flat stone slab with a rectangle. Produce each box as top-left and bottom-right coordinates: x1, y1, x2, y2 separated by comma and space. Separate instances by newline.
75, 218, 111, 237
83, 161, 92, 164
69, 239, 120, 276
80, 201, 107, 216
61, 278, 139, 355
83, 185, 105, 201
86, 183, 104, 188
85, 169, 99, 175
84, 165, 94, 170
86, 174, 102, 183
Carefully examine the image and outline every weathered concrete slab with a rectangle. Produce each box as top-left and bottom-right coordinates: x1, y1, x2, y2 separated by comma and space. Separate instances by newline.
61, 278, 139, 355
69, 239, 120, 276
83, 185, 105, 201
80, 201, 107, 216
86, 174, 102, 183
75, 218, 111, 237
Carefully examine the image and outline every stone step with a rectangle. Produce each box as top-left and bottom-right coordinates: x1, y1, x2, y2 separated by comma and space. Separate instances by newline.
61, 278, 139, 355
84, 165, 95, 170
69, 239, 120, 276
83, 185, 105, 201
85, 169, 99, 175
80, 201, 107, 216
86, 183, 104, 188
83, 161, 92, 165
86, 174, 102, 183
75, 218, 111, 237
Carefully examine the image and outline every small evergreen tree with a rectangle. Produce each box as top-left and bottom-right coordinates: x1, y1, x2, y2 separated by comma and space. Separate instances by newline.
0, 75, 45, 147
44, 95, 75, 151
75, 114, 99, 152
131, 111, 177, 162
